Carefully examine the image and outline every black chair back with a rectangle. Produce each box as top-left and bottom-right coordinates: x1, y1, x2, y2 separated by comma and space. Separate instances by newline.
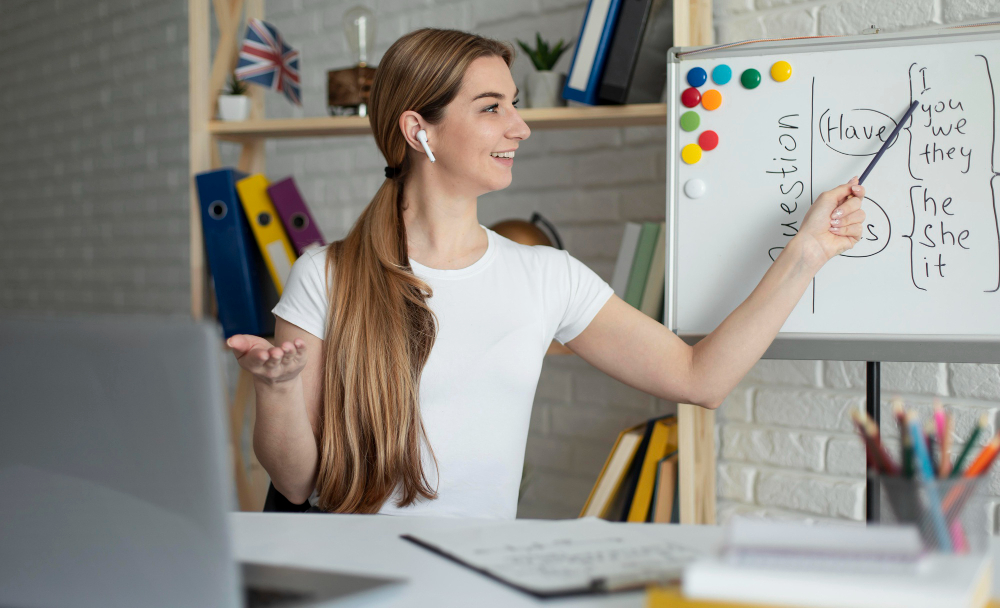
262, 482, 311, 512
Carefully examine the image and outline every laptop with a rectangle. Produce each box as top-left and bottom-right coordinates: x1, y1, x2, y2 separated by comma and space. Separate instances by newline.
0, 313, 403, 608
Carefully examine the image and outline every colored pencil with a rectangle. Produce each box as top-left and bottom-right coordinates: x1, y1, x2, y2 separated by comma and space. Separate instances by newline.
925, 421, 939, 477
851, 410, 879, 472
940, 415, 954, 478
862, 417, 900, 476
908, 413, 953, 551
964, 434, 1000, 477
896, 402, 914, 478
933, 401, 947, 477
950, 414, 988, 478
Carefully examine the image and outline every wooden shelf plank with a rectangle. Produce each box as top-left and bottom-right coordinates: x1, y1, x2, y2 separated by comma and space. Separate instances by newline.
210, 103, 666, 140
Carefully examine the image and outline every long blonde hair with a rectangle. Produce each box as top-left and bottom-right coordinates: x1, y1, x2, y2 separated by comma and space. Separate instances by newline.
314, 29, 515, 513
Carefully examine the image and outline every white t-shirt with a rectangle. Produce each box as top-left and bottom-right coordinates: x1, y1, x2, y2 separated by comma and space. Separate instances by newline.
271, 224, 614, 519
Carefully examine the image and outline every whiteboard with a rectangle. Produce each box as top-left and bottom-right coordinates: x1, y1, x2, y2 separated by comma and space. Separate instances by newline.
665, 26, 1000, 363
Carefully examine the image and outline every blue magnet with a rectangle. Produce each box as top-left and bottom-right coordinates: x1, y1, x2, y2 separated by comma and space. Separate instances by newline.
687, 67, 708, 88
712, 64, 732, 85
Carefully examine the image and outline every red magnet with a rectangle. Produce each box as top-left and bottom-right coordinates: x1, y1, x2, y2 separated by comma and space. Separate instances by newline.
698, 130, 719, 151
681, 87, 701, 108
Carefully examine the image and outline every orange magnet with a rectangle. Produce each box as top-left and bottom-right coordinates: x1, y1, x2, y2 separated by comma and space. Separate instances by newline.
701, 89, 722, 111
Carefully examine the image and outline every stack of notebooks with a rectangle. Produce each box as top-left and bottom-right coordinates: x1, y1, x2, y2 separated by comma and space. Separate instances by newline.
612, 221, 666, 322
674, 518, 992, 608
580, 414, 678, 523
562, 0, 673, 105
194, 168, 326, 339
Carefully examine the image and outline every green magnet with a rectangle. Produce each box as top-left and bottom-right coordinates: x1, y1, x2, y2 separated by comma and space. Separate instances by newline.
741, 68, 761, 89
680, 111, 700, 132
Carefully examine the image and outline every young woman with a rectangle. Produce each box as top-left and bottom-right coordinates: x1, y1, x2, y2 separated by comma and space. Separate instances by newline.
226, 28, 866, 517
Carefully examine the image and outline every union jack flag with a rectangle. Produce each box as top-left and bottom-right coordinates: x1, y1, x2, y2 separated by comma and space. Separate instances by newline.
235, 18, 301, 106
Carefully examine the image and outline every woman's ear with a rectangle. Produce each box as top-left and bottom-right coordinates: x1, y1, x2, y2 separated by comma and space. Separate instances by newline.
399, 110, 428, 153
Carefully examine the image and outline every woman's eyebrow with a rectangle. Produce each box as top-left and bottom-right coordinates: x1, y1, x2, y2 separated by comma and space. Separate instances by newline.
471, 87, 520, 102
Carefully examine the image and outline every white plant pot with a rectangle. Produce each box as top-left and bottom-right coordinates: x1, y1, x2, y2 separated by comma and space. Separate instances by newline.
218, 94, 250, 121
526, 71, 566, 108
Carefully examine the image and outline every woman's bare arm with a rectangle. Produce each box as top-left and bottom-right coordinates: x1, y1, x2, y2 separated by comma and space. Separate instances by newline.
565, 178, 866, 409
229, 317, 325, 504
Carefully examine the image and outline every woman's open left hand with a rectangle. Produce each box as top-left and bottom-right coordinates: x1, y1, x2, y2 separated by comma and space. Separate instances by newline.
795, 176, 867, 263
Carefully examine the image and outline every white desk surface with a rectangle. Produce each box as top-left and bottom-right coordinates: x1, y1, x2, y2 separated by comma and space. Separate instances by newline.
229, 512, 725, 608
231, 513, 1000, 608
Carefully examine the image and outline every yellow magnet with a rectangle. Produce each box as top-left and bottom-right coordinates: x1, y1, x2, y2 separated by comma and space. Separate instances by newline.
771, 60, 792, 82
682, 143, 703, 164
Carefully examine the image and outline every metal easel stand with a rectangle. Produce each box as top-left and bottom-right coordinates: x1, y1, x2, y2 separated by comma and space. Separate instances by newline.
866, 361, 880, 523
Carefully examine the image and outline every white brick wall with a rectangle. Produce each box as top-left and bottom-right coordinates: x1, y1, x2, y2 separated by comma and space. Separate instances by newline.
2, 0, 190, 313
5, 0, 1000, 523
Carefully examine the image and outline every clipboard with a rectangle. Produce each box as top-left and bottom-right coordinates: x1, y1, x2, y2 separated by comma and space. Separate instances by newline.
401, 517, 702, 598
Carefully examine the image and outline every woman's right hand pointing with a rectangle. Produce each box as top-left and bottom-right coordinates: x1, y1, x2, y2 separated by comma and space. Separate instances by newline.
227, 334, 308, 385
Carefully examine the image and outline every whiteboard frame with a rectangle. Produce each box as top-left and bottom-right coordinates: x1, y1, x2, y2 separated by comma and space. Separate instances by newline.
665, 25, 1000, 364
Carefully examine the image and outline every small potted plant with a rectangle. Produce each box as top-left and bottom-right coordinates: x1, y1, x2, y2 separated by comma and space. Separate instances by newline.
516, 33, 572, 108
218, 71, 250, 121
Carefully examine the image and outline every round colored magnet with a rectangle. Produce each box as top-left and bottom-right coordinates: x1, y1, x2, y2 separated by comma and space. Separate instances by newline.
771, 60, 792, 82
698, 130, 719, 151
701, 89, 722, 111
681, 87, 701, 108
686, 67, 708, 88
712, 64, 732, 85
681, 144, 703, 164
684, 178, 707, 198
679, 111, 700, 132
741, 68, 761, 89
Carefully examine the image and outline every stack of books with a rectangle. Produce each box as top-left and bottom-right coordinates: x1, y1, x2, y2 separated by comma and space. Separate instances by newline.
612, 221, 666, 321
580, 414, 678, 523
562, 0, 673, 105
194, 168, 326, 338
676, 518, 992, 608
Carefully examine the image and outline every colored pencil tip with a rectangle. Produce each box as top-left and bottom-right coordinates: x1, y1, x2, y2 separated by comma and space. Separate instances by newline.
892, 399, 904, 415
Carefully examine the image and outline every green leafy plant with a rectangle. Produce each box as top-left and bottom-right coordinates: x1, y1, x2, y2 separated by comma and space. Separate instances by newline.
226, 71, 249, 96
516, 32, 572, 72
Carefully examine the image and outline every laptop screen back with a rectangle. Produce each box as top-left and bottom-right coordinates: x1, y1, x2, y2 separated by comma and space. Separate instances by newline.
0, 314, 241, 608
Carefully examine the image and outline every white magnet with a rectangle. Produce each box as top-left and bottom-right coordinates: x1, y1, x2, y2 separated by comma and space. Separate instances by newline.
684, 178, 706, 199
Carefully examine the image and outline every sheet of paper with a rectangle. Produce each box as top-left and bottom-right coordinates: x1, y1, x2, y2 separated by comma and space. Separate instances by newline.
403, 517, 705, 595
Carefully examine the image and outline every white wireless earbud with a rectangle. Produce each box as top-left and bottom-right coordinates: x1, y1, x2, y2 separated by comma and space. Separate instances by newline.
416, 129, 436, 163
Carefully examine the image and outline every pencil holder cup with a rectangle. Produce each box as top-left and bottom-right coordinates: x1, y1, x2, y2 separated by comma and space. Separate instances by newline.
877, 474, 987, 554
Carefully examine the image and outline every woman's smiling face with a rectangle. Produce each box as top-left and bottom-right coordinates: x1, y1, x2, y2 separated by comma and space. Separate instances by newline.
428, 55, 531, 196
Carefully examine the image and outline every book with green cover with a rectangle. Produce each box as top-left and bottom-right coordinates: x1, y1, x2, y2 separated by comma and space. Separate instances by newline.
624, 222, 660, 308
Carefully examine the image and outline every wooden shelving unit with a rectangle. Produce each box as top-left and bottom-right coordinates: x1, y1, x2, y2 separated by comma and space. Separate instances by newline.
189, 0, 715, 519
209, 103, 666, 141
